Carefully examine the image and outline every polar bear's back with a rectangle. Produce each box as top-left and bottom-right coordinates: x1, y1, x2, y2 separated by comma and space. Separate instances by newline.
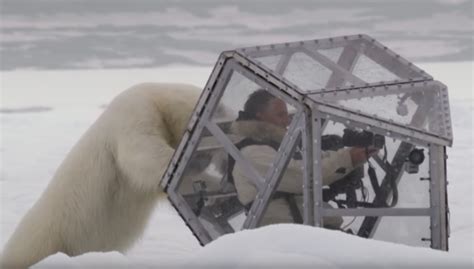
107, 82, 202, 148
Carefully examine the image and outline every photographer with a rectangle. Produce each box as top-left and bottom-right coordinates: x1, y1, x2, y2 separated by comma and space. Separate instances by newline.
230, 89, 378, 228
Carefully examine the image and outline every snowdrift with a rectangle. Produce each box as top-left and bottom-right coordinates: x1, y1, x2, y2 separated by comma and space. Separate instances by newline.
36, 224, 472, 268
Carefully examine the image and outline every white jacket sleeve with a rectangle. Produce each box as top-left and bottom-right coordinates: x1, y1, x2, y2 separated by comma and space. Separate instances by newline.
242, 145, 354, 194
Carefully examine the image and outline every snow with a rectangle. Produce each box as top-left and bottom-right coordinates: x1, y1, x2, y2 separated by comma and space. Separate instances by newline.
186, 224, 471, 269
29, 225, 474, 268
0, 62, 473, 268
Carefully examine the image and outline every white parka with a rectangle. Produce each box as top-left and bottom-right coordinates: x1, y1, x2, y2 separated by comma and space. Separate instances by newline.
230, 120, 354, 227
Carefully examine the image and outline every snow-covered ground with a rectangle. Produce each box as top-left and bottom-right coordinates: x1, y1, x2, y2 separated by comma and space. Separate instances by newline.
0, 61, 472, 268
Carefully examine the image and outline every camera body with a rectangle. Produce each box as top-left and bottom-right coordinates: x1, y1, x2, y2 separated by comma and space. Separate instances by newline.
405, 148, 425, 174
342, 129, 385, 149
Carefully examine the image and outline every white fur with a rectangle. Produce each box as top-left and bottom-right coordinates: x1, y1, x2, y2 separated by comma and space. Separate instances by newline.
0, 83, 202, 268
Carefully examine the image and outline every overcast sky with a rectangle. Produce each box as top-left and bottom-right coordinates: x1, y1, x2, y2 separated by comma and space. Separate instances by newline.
1, 0, 472, 70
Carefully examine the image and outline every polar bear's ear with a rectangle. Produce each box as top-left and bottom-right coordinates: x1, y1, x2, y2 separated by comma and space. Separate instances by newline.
116, 133, 175, 194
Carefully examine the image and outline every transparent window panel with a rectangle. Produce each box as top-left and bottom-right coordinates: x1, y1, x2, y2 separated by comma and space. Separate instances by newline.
283, 52, 333, 91
384, 138, 402, 164
374, 217, 431, 248
352, 54, 400, 83
321, 120, 430, 209
316, 84, 450, 138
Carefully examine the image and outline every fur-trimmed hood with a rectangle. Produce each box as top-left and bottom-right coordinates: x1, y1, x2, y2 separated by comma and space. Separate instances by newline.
230, 120, 287, 143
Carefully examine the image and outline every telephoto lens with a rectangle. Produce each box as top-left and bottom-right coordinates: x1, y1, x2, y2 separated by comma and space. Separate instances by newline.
342, 129, 385, 149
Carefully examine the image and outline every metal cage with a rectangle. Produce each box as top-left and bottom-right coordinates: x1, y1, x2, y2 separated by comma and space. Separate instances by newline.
160, 34, 452, 250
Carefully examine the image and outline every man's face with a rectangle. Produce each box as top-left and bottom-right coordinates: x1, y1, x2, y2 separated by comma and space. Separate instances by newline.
256, 98, 290, 128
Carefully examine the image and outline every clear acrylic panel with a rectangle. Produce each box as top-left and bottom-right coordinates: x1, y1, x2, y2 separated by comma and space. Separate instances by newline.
283, 52, 333, 91
321, 119, 430, 209
352, 54, 400, 83
372, 217, 431, 247
315, 84, 450, 138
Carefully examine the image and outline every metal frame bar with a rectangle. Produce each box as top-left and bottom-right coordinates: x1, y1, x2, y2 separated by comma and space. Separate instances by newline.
244, 109, 305, 228
275, 51, 293, 75
238, 35, 355, 57
312, 81, 433, 100
429, 144, 449, 250
323, 208, 431, 217
302, 108, 314, 225
187, 54, 230, 131
325, 42, 361, 88
312, 107, 324, 227
161, 130, 191, 190
439, 87, 453, 141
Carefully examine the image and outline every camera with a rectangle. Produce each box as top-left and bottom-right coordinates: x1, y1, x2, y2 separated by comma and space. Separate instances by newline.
405, 148, 425, 174
342, 129, 385, 149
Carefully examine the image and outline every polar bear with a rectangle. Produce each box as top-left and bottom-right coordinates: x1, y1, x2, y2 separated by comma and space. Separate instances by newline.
0, 82, 205, 268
